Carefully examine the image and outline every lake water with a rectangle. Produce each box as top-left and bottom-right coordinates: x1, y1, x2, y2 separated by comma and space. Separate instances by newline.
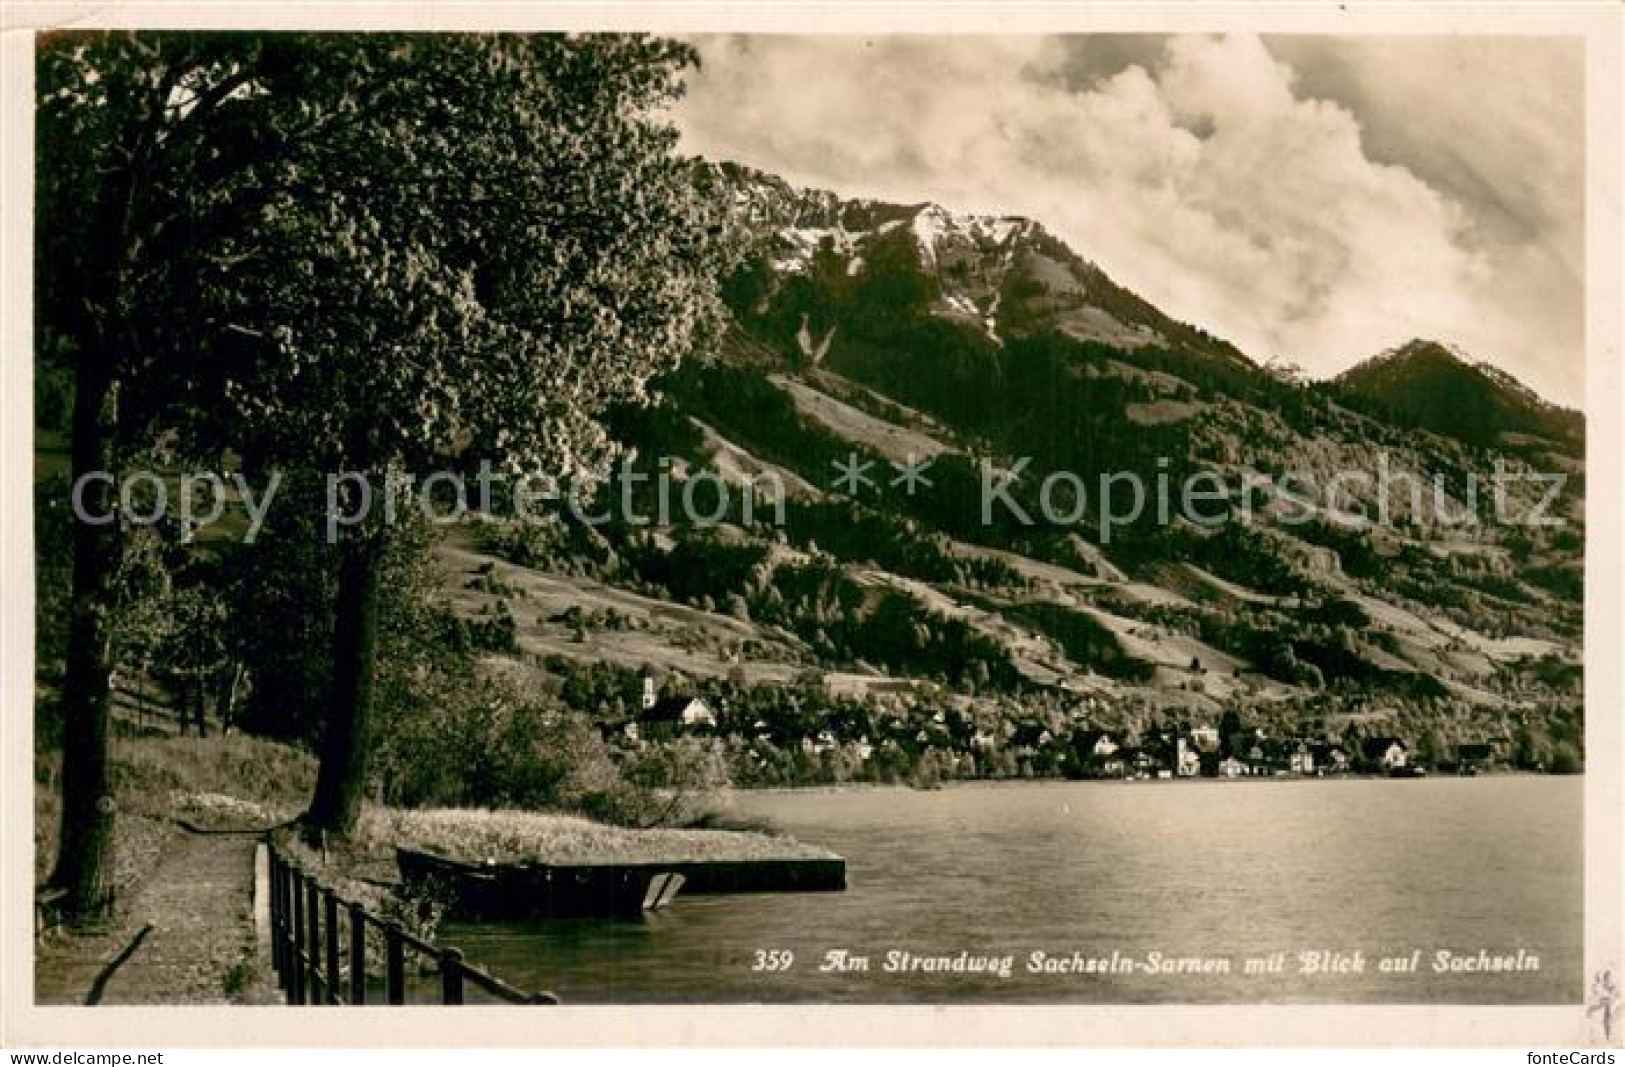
443, 776, 1582, 1003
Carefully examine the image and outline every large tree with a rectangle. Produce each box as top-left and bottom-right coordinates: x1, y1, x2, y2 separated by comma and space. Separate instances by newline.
38, 32, 729, 913
38, 31, 282, 918
195, 34, 730, 834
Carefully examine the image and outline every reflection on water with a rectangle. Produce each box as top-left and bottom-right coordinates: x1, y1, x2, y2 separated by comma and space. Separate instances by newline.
443, 777, 1581, 1003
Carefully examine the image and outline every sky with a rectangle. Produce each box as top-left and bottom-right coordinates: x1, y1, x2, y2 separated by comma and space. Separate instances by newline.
672, 35, 1585, 408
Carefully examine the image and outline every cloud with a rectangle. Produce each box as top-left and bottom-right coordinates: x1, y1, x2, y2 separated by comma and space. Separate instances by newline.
1264, 36, 1584, 404
674, 34, 1583, 406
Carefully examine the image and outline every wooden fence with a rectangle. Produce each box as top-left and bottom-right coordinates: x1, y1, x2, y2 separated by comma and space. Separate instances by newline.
267, 845, 559, 1005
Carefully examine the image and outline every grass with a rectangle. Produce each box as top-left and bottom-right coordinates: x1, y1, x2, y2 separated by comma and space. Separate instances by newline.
35, 722, 836, 978
365, 806, 834, 865
770, 373, 950, 463
222, 962, 250, 999
273, 802, 831, 951
111, 733, 319, 822
34, 733, 318, 895
36, 730, 826, 910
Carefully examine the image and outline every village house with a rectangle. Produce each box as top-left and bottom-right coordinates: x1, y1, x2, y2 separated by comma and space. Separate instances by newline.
633, 674, 718, 739
1065, 729, 1122, 777
1128, 748, 1165, 778
1175, 737, 1200, 777
1008, 720, 1053, 753
632, 697, 718, 739
1360, 736, 1410, 772
1075, 729, 1118, 759
1457, 742, 1496, 774
1188, 724, 1221, 753
804, 729, 839, 755
1311, 741, 1351, 775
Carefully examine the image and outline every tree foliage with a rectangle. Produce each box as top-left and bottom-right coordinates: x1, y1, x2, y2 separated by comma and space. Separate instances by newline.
37, 30, 733, 892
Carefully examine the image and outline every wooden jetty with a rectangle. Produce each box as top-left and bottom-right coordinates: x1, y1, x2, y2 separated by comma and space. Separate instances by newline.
397, 846, 846, 921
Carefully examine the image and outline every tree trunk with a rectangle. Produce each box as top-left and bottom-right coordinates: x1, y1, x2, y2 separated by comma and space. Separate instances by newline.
49, 363, 119, 922
192, 671, 209, 737
305, 534, 385, 835
219, 662, 244, 734
136, 657, 149, 730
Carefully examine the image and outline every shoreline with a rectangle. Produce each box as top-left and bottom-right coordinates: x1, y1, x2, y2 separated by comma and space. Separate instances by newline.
727, 769, 1575, 797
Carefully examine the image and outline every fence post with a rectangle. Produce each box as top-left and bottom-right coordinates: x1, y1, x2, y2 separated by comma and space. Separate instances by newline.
440, 947, 465, 1005
289, 865, 306, 1005
323, 887, 341, 1004
277, 853, 291, 984
385, 920, 406, 1005
348, 902, 368, 1005
305, 878, 322, 1004
268, 851, 284, 981
286, 860, 302, 998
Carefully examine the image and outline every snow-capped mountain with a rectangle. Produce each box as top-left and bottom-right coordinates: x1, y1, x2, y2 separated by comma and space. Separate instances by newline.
698, 161, 1247, 364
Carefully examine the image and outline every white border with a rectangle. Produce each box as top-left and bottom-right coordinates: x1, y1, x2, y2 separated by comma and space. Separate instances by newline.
2, 2, 1620, 1049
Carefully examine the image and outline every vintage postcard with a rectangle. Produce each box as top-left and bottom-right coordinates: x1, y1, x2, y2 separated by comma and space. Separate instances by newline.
2, 1, 1622, 1051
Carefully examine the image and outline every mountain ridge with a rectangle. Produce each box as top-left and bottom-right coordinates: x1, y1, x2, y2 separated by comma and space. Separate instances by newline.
699, 159, 1251, 366
442, 159, 1587, 778
703, 159, 1579, 424
1333, 338, 1583, 456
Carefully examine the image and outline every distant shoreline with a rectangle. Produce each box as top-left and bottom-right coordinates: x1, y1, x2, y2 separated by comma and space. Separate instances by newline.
729, 770, 1574, 796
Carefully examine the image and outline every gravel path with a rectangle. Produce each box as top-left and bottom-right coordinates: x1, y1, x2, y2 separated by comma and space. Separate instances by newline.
35, 832, 274, 1005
